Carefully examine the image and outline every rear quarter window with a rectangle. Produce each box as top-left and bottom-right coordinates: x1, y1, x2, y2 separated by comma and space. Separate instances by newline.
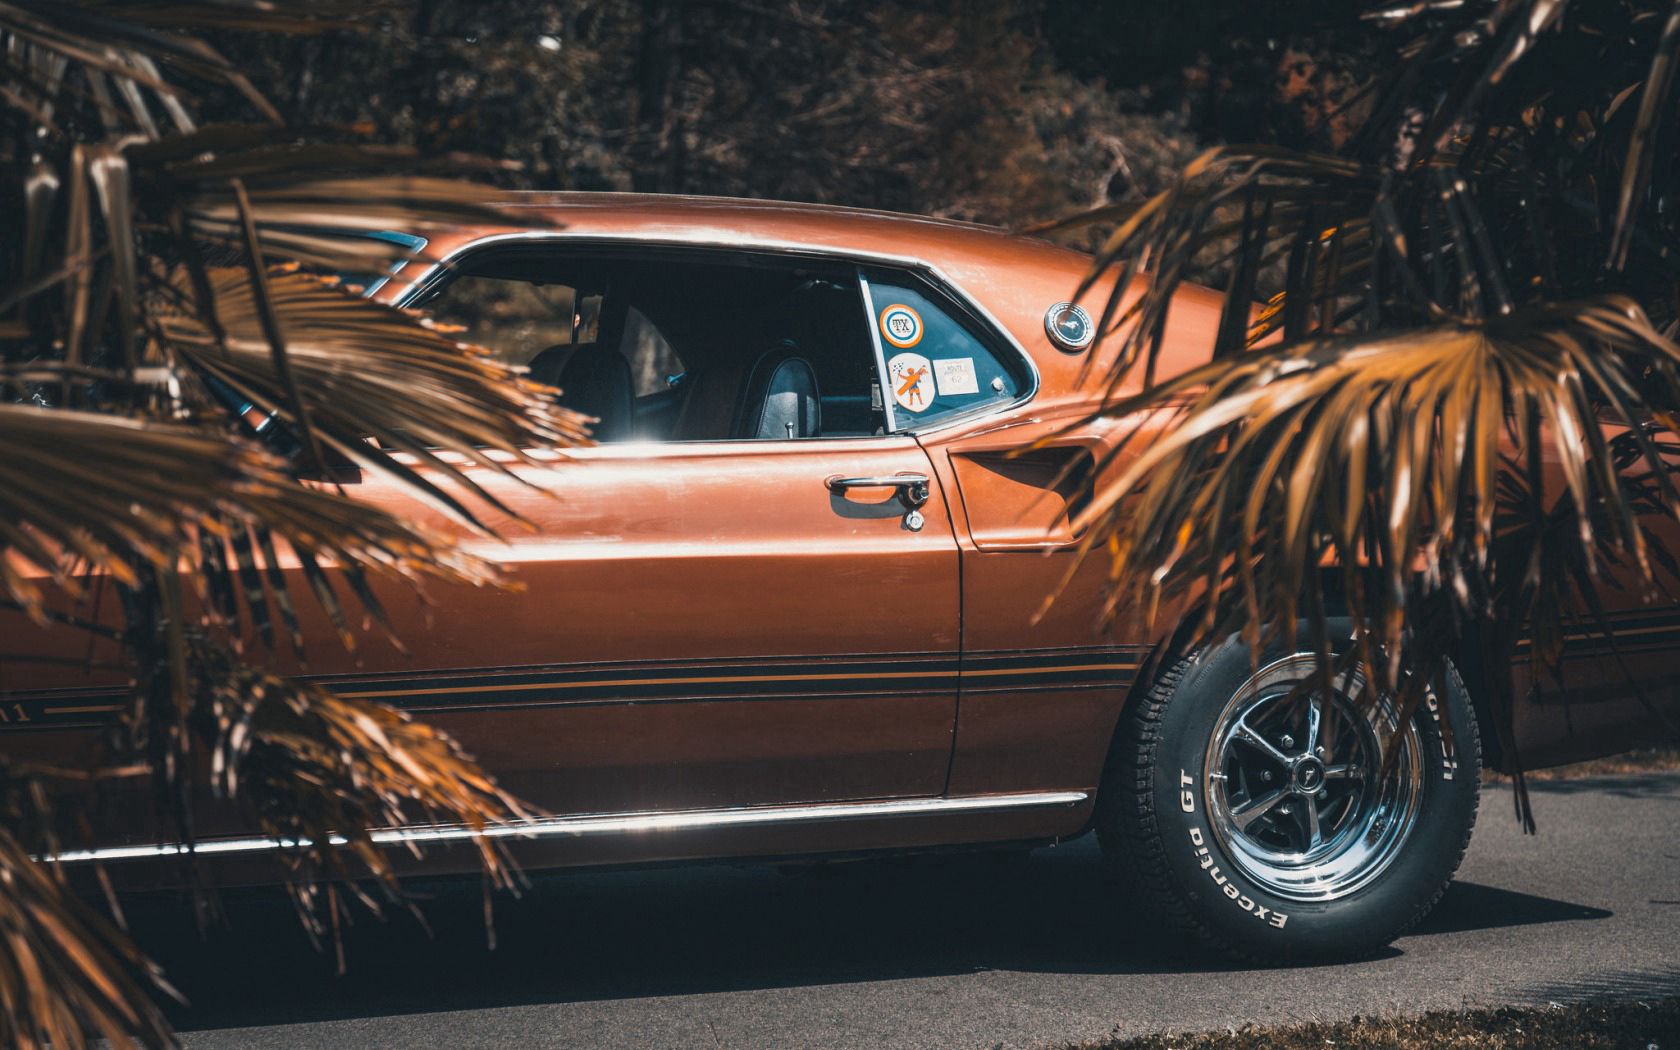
860, 269, 1026, 430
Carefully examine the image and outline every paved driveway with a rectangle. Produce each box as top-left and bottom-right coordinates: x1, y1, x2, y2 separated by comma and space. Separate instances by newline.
138, 773, 1680, 1049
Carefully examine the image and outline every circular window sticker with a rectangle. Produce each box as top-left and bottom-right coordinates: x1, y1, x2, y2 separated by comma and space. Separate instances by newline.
879, 304, 924, 349
1044, 301, 1095, 353
887, 352, 935, 413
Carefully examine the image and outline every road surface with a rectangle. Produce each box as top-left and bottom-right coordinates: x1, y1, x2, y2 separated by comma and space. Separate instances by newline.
131, 772, 1680, 1049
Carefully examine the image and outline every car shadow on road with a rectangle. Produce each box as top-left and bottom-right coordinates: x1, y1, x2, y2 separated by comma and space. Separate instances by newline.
1509, 771, 1680, 801
1411, 880, 1610, 934
121, 836, 1608, 1034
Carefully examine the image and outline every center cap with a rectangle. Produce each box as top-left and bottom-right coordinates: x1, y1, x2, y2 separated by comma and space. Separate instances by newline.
1291, 756, 1325, 792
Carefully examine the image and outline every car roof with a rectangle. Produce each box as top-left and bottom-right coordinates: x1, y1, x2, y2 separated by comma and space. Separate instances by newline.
498, 191, 1007, 233
480, 192, 1092, 277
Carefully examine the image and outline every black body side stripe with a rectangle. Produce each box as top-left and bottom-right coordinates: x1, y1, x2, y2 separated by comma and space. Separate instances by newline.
0, 646, 1147, 728
12, 606, 1680, 731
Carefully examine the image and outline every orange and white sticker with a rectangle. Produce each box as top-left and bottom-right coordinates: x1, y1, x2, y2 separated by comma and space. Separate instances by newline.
879, 304, 924, 349
887, 352, 935, 413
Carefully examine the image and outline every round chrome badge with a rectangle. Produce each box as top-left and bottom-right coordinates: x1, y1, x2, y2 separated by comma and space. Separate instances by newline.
1044, 302, 1095, 352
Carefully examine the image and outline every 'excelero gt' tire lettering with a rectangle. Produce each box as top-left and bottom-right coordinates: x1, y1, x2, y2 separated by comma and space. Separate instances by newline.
1188, 824, 1288, 928
1095, 618, 1481, 963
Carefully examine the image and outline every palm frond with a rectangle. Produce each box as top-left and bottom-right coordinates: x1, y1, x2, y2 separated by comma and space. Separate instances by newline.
157, 266, 591, 526
0, 763, 174, 1050
1050, 0, 1680, 804
1610, 0, 1680, 268
0, 0, 578, 1040
0, 403, 499, 621
1, 1, 375, 137
184, 641, 528, 967
1075, 298, 1680, 654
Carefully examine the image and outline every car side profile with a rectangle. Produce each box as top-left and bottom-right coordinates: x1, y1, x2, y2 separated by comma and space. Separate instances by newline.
5, 194, 1677, 961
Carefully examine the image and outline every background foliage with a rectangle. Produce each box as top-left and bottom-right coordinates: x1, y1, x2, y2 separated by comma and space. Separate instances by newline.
202, 0, 1365, 233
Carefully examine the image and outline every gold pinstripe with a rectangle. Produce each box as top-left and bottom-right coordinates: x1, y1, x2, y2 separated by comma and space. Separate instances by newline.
336, 661, 1142, 700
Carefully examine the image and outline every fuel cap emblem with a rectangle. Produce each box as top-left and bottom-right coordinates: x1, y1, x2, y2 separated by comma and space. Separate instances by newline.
1044, 302, 1095, 353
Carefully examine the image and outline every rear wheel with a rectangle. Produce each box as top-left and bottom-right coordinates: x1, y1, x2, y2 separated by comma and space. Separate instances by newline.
1099, 624, 1480, 962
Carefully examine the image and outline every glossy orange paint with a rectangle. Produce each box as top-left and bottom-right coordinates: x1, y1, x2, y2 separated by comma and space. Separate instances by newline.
1, 193, 1672, 883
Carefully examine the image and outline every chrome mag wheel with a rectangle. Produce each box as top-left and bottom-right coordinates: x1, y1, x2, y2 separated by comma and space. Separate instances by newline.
1202, 654, 1425, 902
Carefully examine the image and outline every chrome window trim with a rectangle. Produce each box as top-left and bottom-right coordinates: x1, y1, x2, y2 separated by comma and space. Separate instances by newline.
855, 268, 899, 433
393, 231, 1042, 439
45, 791, 1088, 865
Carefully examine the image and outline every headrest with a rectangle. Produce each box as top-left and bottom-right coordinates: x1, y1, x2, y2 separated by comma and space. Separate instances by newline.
736, 345, 820, 439
531, 342, 633, 442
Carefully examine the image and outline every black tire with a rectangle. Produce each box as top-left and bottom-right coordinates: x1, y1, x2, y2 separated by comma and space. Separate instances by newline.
1098, 622, 1481, 963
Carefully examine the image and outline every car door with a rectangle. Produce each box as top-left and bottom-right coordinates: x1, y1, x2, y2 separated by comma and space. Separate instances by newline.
298, 245, 964, 818
329, 438, 959, 816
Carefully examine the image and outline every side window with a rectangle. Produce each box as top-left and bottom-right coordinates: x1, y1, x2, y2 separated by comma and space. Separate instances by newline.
413, 248, 884, 444
427, 274, 587, 365
860, 269, 1025, 430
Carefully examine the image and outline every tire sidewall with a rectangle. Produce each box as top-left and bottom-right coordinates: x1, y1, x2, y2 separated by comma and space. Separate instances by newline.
1146, 622, 1480, 960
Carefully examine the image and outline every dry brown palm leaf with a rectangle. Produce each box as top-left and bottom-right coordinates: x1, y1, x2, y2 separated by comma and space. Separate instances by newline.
0, 825, 175, 1050
156, 266, 592, 526
1075, 297, 1680, 668
1042, 0, 1680, 811
1056, 146, 1377, 400
184, 641, 529, 965
0, 1, 375, 140
1609, 0, 1680, 268
0, 1, 563, 1040
0, 403, 497, 623
126, 129, 531, 272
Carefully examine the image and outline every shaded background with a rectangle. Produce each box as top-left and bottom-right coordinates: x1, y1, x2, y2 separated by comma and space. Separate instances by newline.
211, 0, 1374, 239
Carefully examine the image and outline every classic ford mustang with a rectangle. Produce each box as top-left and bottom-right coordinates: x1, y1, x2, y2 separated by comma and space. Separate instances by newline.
7, 194, 1676, 961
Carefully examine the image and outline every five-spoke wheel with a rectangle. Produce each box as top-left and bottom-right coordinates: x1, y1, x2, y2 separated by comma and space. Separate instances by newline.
1204, 654, 1424, 901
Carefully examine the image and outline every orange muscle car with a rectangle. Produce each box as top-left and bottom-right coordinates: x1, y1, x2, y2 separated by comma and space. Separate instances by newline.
7, 194, 1676, 960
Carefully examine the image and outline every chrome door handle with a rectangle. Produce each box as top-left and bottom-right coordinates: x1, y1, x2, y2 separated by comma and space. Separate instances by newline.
825, 472, 930, 508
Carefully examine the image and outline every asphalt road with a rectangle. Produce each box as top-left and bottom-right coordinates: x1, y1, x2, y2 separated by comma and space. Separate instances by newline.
128, 773, 1680, 1049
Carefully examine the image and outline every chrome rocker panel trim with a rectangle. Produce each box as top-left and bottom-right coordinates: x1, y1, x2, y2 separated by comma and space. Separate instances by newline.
47, 790, 1089, 865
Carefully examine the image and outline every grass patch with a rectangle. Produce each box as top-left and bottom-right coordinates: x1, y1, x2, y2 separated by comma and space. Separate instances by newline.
1076, 996, 1680, 1049
1485, 748, 1680, 783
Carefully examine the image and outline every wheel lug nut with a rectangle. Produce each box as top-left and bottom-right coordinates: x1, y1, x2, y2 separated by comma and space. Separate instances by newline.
1261, 770, 1273, 782
1280, 735, 1295, 749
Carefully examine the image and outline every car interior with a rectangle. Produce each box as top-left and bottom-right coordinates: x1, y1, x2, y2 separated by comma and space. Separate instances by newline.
420, 249, 888, 442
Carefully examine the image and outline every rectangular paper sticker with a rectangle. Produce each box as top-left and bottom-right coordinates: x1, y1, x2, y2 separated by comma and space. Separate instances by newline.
934, 357, 979, 396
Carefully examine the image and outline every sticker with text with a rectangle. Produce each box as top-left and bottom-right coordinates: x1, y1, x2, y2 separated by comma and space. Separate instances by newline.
887, 352, 935, 413
879, 304, 924, 349
933, 357, 979, 396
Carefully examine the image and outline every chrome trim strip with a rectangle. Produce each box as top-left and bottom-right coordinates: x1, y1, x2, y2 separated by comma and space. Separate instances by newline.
45, 791, 1088, 865
856, 269, 899, 432
391, 230, 1042, 435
